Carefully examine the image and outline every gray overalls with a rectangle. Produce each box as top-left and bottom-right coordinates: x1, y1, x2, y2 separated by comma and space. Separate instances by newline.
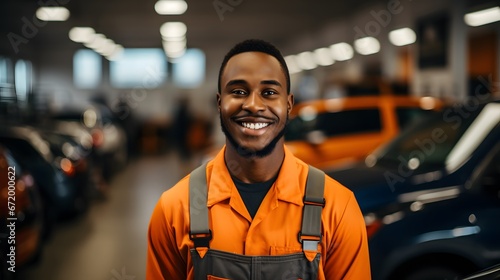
189, 163, 326, 280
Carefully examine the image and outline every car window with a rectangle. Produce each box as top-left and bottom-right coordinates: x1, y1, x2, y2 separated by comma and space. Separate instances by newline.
0, 137, 47, 165
286, 109, 381, 141
396, 108, 435, 128
375, 107, 480, 169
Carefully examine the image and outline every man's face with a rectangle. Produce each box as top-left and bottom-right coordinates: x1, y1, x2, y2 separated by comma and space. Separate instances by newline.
218, 52, 293, 158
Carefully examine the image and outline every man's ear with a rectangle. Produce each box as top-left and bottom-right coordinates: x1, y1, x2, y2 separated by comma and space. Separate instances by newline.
216, 93, 221, 112
287, 93, 294, 115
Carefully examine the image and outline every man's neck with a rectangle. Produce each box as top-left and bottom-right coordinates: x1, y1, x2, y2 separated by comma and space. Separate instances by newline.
224, 141, 285, 184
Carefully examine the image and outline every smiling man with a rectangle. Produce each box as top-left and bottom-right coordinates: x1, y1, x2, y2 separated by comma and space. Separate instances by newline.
146, 39, 371, 280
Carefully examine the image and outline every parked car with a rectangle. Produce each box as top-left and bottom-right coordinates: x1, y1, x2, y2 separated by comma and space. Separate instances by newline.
0, 144, 44, 271
0, 125, 91, 232
49, 103, 128, 182
285, 95, 445, 169
326, 98, 500, 280
463, 263, 500, 280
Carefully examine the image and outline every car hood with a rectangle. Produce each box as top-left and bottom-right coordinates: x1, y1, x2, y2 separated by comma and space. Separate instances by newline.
328, 164, 397, 211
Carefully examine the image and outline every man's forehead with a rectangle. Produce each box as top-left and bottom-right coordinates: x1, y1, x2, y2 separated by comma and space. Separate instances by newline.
223, 52, 285, 79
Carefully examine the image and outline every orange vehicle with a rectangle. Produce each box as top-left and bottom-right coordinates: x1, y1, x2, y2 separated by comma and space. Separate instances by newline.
285, 95, 444, 169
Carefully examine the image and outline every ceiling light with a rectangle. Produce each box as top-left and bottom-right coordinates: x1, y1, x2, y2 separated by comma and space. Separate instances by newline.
155, 0, 188, 15
329, 42, 354, 61
69, 27, 96, 43
313, 47, 335, 66
84, 34, 107, 50
160, 22, 187, 39
354, 37, 380, 55
389, 27, 417, 46
36, 7, 70, 21
296, 51, 317, 70
464, 6, 500, 26
284, 55, 301, 74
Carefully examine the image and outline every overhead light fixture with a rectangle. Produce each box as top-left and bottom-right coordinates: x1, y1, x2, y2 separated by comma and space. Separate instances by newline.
329, 42, 354, 61
389, 27, 417, 46
354, 37, 380, 55
284, 55, 301, 74
296, 51, 318, 71
464, 6, 500, 26
36, 7, 70, 21
313, 47, 335, 66
155, 0, 188, 15
161, 22, 188, 60
69, 27, 96, 43
160, 22, 187, 39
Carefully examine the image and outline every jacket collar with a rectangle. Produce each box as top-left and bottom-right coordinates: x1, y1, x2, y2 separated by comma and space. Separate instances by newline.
206, 145, 304, 207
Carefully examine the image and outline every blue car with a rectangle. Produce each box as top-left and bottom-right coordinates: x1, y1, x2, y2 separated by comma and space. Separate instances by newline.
327, 98, 500, 280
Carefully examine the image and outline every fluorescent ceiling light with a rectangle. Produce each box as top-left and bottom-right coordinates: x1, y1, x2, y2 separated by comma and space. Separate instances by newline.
329, 42, 354, 61
160, 22, 187, 39
464, 6, 500, 26
354, 37, 380, 55
36, 7, 70, 21
296, 51, 318, 70
106, 45, 124, 61
69, 27, 96, 43
84, 34, 107, 50
284, 55, 301, 74
313, 47, 335, 66
389, 27, 417, 46
95, 39, 116, 55
155, 0, 188, 15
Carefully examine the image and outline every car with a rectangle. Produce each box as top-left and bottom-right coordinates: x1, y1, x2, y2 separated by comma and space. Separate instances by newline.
0, 144, 44, 272
0, 125, 91, 231
49, 103, 128, 182
285, 95, 445, 169
462, 263, 500, 280
326, 97, 500, 280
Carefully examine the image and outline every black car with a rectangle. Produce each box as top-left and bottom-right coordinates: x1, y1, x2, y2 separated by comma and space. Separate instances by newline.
327, 98, 500, 280
0, 125, 91, 235
0, 144, 44, 275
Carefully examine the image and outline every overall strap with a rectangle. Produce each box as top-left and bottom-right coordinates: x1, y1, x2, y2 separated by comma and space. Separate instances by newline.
189, 162, 212, 248
299, 165, 325, 251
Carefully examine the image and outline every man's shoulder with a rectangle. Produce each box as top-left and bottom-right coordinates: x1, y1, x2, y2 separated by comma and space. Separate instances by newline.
323, 174, 356, 205
158, 174, 191, 208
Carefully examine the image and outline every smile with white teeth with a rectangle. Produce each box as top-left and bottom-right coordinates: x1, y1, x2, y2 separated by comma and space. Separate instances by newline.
241, 122, 269, 130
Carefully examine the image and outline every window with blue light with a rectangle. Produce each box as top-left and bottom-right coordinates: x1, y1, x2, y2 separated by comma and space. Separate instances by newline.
0, 57, 12, 84
172, 48, 205, 88
15, 59, 32, 101
110, 48, 167, 88
73, 49, 102, 89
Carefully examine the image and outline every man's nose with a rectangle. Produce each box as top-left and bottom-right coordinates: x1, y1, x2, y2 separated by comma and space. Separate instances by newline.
242, 91, 265, 112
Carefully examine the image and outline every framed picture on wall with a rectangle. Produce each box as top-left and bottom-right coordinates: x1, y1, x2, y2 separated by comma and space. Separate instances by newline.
417, 13, 449, 69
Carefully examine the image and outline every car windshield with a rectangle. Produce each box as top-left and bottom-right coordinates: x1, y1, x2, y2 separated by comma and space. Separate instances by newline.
373, 102, 500, 170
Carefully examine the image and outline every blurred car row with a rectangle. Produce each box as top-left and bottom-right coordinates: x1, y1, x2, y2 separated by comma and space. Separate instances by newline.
325, 97, 500, 279
0, 102, 129, 275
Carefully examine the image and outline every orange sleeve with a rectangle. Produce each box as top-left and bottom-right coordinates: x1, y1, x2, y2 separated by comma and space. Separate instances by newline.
324, 193, 371, 280
146, 193, 187, 280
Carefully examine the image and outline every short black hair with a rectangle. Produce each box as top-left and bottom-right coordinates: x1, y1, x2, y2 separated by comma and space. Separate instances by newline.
217, 39, 290, 94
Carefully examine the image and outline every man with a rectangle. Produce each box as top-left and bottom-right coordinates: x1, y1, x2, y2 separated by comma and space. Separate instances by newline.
147, 39, 371, 279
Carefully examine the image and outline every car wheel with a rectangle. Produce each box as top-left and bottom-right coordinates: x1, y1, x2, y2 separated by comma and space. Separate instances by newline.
403, 266, 463, 280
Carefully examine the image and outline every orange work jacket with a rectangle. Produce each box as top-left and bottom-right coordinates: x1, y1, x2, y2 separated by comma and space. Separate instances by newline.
147, 146, 371, 279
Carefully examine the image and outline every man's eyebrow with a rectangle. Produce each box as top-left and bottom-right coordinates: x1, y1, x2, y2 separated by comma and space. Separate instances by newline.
261, 80, 282, 88
225, 79, 248, 87
225, 79, 283, 88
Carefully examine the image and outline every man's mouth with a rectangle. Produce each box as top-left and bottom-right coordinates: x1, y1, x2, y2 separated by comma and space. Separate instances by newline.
240, 122, 270, 130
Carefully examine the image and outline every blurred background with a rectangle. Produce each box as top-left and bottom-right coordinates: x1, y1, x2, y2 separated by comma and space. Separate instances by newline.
1, 0, 500, 279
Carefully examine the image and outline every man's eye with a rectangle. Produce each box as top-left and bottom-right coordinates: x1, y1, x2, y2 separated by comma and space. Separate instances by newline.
231, 89, 246, 95
263, 90, 277, 96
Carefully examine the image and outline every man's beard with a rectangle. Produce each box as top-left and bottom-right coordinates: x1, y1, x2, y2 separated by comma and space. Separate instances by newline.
219, 114, 287, 158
